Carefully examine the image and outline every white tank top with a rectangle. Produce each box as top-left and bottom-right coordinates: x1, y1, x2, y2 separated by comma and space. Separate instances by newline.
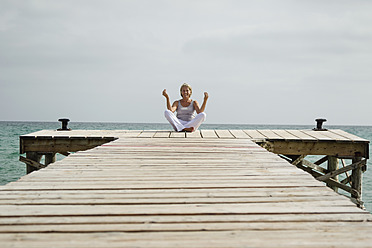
176, 100, 195, 121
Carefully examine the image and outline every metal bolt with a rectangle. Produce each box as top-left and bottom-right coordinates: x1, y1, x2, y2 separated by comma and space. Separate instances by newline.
313, 118, 327, 131
57, 118, 71, 131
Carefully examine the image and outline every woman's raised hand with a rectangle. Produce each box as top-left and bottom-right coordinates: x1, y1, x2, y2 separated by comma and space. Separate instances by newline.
162, 89, 169, 99
204, 92, 209, 100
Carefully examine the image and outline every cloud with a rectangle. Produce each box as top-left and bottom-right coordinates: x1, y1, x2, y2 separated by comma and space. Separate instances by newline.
183, 24, 372, 61
1, 0, 372, 124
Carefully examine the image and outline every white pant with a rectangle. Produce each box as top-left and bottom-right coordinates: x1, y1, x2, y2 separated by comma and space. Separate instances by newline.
164, 110, 206, 132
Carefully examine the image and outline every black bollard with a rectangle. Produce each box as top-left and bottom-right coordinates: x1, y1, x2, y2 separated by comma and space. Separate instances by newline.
313, 118, 327, 131
57, 118, 71, 131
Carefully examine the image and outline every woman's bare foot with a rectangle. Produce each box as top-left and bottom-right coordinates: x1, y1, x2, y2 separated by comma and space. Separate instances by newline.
181, 127, 194, 132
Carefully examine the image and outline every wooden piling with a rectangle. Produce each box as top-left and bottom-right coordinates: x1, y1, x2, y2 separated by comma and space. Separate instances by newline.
327, 156, 339, 192
44, 153, 56, 166
351, 152, 363, 203
25, 152, 42, 174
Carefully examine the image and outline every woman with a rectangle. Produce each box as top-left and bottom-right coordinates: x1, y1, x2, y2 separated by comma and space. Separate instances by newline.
163, 83, 208, 132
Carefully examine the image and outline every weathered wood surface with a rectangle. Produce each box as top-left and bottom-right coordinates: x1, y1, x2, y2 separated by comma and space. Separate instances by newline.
20, 129, 370, 142
20, 129, 370, 158
3, 134, 372, 247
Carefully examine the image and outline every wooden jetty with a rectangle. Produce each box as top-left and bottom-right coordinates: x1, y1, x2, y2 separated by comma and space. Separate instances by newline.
0, 129, 371, 247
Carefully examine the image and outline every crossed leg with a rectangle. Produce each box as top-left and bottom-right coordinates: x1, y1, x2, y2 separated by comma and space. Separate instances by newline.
164, 110, 206, 132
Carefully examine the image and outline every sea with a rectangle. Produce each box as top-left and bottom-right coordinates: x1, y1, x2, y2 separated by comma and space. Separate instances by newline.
1, 121, 371, 212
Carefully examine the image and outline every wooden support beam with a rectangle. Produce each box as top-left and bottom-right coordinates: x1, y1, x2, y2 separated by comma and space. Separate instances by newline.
25, 152, 43, 173
316, 159, 366, 182
295, 163, 359, 200
20, 154, 45, 172
324, 178, 359, 197
20, 137, 116, 154
314, 156, 328, 165
286, 155, 360, 197
20, 152, 57, 174
59, 152, 70, 156
342, 194, 364, 208
262, 140, 368, 158
278, 155, 292, 163
45, 153, 56, 166
302, 159, 329, 174
351, 153, 363, 202
341, 159, 351, 184
291, 155, 306, 166
327, 156, 339, 192
341, 176, 352, 186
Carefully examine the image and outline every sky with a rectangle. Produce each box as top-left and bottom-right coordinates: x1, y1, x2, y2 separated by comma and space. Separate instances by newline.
1, 0, 372, 125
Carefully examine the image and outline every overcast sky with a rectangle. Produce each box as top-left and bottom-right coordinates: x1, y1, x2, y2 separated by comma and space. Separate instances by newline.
1, 0, 372, 125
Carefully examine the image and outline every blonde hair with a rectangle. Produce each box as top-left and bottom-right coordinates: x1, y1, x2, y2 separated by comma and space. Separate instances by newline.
180, 83, 192, 97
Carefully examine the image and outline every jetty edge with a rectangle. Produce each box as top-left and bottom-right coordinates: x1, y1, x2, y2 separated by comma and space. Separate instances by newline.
0, 129, 369, 247
19, 129, 369, 205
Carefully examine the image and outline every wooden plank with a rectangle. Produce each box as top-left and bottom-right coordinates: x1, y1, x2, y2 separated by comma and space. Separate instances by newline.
301, 130, 334, 141
3, 221, 372, 233
0, 191, 339, 202
138, 131, 156, 138
2, 231, 372, 248
4, 175, 323, 184
185, 130, 202, 138
116, 130, 142, 138
0, 181, 326, 190
329, 129, 369, 142
229, 130, 250, 139
1, 231, 372, 248
0, 201, 364, 217
215, 130, 235, 139
257, 130, 283, 140
170, 132, 185, 138
0, 195, 349, 205
284, 130, 316, 141
153, 131, 171, 138
0, 186, 337, 197
272, 130, 300, 140
243, 130, 266, 140
10, 174, 317, 182
200, 130, 218, 138
1, 213, 371, 225
319, 130, 353, 141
